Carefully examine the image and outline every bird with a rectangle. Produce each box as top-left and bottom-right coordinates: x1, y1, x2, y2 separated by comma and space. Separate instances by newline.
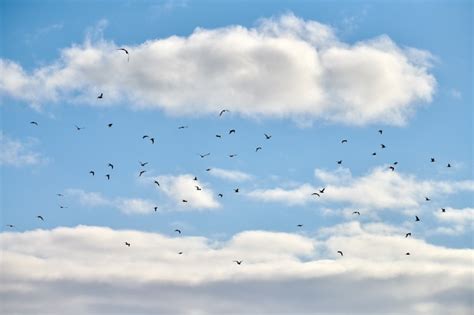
97, 93, 103, 99
149, 138, 155, 144
378, 129, 383, 134
178, 251, 183, 255
182, 199, 188, 203
154, 206, 158, 212
30, 121, 38, 126
393, 161, 399, 165
229, 154, 238, 158
5, 224, 14, 228
229, 129, 236, 134
233, 260, 243, 265
154, 180, 160, 187
125, 242, 131, 247
405, 233, 412, 238
37, 215, 44, 221
441, 208, 446, 213
337, 160, 343, 165
256, 147, 262, 152
215, 134, 222, 138
425, 197, 430, 201
206, 168, 211, 172
219, 109, 229, 117
264, 133, 272, 139
56, 193, 64, 197
105, 174, 111, 180
405, 252, 410, 255
234, 188, 239, 193
311, 192, 320, 197
431, 158, 436, 163
59, 205, 68, 209
415, 216, 420, 222
139, 170, 146, 177
199, 153, 210, 158
142, 135, 149, 139
389, 166, 395, 171
372, 152, 377, 156
381, 144, 386, 149
139, 161, 148, 167
89, 170, 95, 176
447, 163, 451, 168
108, 163, 114, 169
297, 224, 303, 227
117, 48, 129, 61
341, 139, 348, 144
174, 229, 181, 234
352, 211, 360, 215
337, 251, 344, 256
218, 193, 223, 198
193, 176, 198, 181
319, 188, 326, 194
195, 186, 202, 191
178, 125, 188, 129
107, 123, 113, 128
74, 125, 85, 131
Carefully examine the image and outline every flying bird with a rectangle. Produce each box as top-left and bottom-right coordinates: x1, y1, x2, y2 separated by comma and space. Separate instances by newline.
218, 193, 223, 198
297, 224, 303, 227
107, 123, 113, 128
199, 153, 210, 158
405, 252, 410, 255
206, 168, 211, 172
372, 152, 377, 156
255, 146, 262, 152
178, 125, 188, 129
174, 229, 182, 234
311, 192, 320, 197
142, 135, 149, 139
234, 188, 239, 193
59, 205, 68, 209
352, 211, 360, 215
97, 93, 103, 99
139, 170, 146, 177
337, 160, 343, 165
337, 251, 344, 256
229, 129, 236, 134
233, 260, 243, 265
378, 129, 383, 134
447, 163, 451, 168
215, 134, 222, 138
195, 186, 202, 191
125, 242, 131, 247
89, 170, 95, 176
74, 125, 85, 131
341, 139, 348, 144
105, 174, 111, 180
264, 133, 272, 139
56, 193, 64, 197
389, 166, 395, 171
117, 48, 129, 61
178, 251, 183, 255
182, 199, 188, 203
30, 121, 38, 126
393, 161, 399, 165
381, 144, 386, 149
415, 216, 420, 222
405, 233, 412, 238
193, 176, 198, 181
219, 109, 229, 116
149, 138, 155, 144
154, 206, 158, 212
441, 208, 446, 213
425, 197, 431, 201
37, 215, 44, 221
5, 224, 15, 228
319, 188, 325, 194
154, 180, 160, 187
431, 158, 436, 163
108, 163, 114, 169
229, 154, 238, 158
139, 161, 148, 167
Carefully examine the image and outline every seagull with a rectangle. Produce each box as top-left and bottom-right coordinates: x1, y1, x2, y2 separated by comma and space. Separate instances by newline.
174, 229, 181, 234
30, 121, 39, 126
233, 260, 243, 265
297, 224, 303, 227
229, 154, 238, 158
381, 144, 386, 149
108, 163, 114, 169
154, 180, 160, 187
405, 233, 412, 238
37, 215, 44, 221
319, 188, 326, 194
125, 242, 131, 247
441, 208, 446, 213
311, 192, 320, 197
255, 147, 262, 152
206, 168, 212, 172
337, 160, 343, 165
215, 134, 222, 138
97, 93, 103, 99
372, 152, 377, 156
117, 48, 129, 62
425, 197, 431, 201
337, 251, 344, 256
431, 158, 436, 163
234, 188, 239, 193
229, 129, 236, 134
341, 139, 348, 144
107, 123, 113, 128
89, 170, 95, 176
105, 174, 111, 180
264, 133, 272, 139
195, 186, 202, 191
378, 129, 383, 134
182, 199, 188, 203
352, 211, 360, 215
415, 216, 420, 222
393, 161, 399, 165
139, 170, 146, 177
199, 153, 210, 158
389, 166, 395, 171
139, 161, 148, 167
149, 138, 155, 144
154, 206, 158, 212
74, 125, 85, 131
219, 109, 229, 116
178, 125, 188, 129
142, 135, 149, 139
218, 193, 223, 198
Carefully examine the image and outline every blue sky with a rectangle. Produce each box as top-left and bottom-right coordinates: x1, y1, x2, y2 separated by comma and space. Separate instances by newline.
0, 1, 473, 314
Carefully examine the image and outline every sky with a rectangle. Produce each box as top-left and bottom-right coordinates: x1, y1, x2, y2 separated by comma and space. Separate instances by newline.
0, 1, 473, 314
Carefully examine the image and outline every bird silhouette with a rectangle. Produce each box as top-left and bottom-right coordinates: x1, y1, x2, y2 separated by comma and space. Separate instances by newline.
297, 224, 303, 227
372, 152, 377, 156
89, 170, 95, 176
425, 197, 430, 201
352, 211, 360, 215
218, 193, 223, 198
341, 139, 348, 144
56, 193, 64, 197
108, 163, 114, 169
219, 109, 229, 116
5, 224, 15, 228
154, 206, 158, 212
441, 208, 446, 213
319, 188, 325, 193
154, 180, 160, 187
234, 188, 239, 193
182, 199, 188, 203
264, 133, 272, 139
393, 161, 399, 165
178, 251, 183, 255
381, 144, 386, 149
59, 205, 68, 209
105, 174, 111, 180
311, 192, 320, 197
142, 135, 149, 139
229, 129, 236, 134
195, 186, 202, 191
405, 233, 412, 238
447, 163, 451, 168
216, 134, 222, 138
405, 252, 410, 255
37, 215, 44, 221
139, 170, 146, 177
107, 123, 113, 128
149, 138, 155, 144
229, 154, 238, 158
389, 166, 395, 171
117, 48, 129, 61
178, 125, 188, 129
174, 229, 182, 234
415, 216, 420, 222
139, 161, 148, 167
337, 160, 343, 165
378, 129, 383, 134
233, 260, 243, 265
30, 121, 38, 126
125, 242, 131, 247
431, 158, 436, 162
337, 251, 343, 256
199, 153, 210, 158
206, 168, 211, 172
193, 176, 198, 181
97, 93, 103, 99
74, 125, 85, 131
255, 147, 262, 152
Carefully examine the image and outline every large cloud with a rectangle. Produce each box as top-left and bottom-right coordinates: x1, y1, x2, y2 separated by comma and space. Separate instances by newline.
1, 223, 472, 314
0, 14, 436, 125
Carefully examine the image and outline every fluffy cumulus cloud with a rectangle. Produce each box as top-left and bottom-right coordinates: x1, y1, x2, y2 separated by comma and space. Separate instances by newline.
0, 131, 47, 167
0, 14, 436, 125
247, 166, 474, 211
0, 223, 472, 315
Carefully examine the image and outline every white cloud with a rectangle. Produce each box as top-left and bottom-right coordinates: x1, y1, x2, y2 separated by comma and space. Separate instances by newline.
0, 132, 47, 167
0, 224, 472, 314
157, 174, 220, 210
0, 14, 436, 125
247, 167, 474, 211
208, 168, 253, 182
115, 198, 156, 215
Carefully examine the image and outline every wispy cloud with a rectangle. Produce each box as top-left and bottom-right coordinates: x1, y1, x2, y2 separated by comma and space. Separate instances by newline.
0, 131, 47, 167
208, 168, 253, 182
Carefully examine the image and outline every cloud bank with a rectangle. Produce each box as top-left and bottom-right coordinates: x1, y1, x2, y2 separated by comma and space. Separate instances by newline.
0, 14, 436, 125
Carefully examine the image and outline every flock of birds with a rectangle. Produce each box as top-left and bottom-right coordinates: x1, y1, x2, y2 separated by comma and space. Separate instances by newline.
5, 48, 455, 264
